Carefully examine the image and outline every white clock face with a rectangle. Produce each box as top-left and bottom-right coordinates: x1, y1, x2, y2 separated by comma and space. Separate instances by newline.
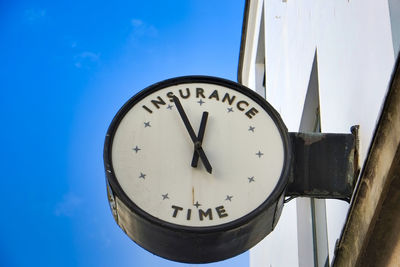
111, 82, 285, 227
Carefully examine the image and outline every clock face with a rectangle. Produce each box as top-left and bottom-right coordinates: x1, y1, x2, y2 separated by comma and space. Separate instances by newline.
107, 77, 289, 228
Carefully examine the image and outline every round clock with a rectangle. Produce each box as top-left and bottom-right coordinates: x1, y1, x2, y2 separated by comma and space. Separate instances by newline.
104, 76, 291, 263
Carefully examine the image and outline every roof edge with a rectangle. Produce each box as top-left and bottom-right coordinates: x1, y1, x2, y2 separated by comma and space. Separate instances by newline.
332, 51, 400, 266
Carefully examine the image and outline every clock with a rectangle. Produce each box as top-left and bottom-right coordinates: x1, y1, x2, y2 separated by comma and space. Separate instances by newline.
104, 76, 291, 263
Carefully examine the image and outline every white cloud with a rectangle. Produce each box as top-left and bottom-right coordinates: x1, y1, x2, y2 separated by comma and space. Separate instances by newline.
74, 51, 100, 69
25, 8, 46, 22
130, 18, 158, 38
54, 192, 83, 217
131, 19, 143, 27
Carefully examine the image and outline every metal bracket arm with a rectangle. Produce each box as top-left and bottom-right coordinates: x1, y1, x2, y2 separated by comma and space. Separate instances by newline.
285, 126, 359, 202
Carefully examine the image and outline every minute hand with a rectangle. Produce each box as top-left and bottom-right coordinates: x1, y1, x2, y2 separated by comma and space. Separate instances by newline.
172, 96, 212, 174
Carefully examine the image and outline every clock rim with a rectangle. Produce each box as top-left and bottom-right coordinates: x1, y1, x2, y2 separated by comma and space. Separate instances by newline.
104, 75, 291, 233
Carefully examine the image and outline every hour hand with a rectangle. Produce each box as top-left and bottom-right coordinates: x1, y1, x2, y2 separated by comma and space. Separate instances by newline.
191, 112, 208, 168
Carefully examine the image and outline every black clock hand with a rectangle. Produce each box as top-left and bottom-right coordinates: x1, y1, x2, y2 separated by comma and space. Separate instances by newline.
191, 111, 208, 168
172, 96, 198, 142
195, 145, 212, 174
172, 96, 212, 174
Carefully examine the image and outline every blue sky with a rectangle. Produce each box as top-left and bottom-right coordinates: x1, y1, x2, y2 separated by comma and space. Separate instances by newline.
0, 1, 247, 266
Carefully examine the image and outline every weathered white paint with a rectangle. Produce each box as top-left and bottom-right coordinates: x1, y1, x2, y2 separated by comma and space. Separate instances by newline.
241, 0, 397, 266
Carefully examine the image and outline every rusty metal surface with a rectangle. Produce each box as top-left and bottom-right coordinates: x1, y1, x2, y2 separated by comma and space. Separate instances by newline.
286, 129, 359, 202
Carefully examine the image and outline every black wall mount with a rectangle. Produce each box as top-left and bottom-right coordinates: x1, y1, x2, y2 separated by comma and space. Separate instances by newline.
285, 126, 359, 203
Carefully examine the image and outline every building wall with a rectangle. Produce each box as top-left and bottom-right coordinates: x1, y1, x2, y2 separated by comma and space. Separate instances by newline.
239, 0, 398, 266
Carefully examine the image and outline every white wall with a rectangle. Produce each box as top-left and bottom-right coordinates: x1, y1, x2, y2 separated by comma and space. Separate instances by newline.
241, 0, 397, 266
